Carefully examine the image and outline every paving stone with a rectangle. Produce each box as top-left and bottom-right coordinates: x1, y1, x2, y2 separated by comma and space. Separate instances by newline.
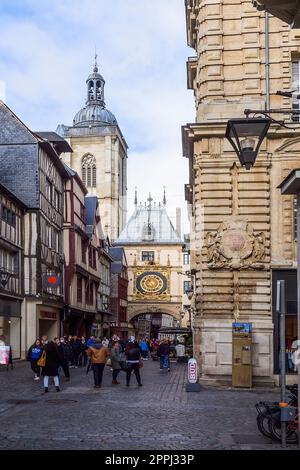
0, 360, 293, 450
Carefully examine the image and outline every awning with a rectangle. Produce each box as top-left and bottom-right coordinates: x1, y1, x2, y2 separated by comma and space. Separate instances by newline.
253, 1, 300, 28
159, 327, 192, 335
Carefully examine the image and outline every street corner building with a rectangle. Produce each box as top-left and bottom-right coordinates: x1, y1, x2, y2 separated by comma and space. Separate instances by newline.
114, 192, 184, 338
0, 101, 71, 356
182, 0, 300, 385
57, 60, 128, 243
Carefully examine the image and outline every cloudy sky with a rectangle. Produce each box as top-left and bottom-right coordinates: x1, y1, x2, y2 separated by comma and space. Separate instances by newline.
0, 0, 195, 233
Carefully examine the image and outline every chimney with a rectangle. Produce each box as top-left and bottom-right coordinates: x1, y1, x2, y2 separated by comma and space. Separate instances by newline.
176, 208, 181, 238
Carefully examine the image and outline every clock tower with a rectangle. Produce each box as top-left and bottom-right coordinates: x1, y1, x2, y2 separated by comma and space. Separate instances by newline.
57, 57, 128, 242
114, 191, 184, 337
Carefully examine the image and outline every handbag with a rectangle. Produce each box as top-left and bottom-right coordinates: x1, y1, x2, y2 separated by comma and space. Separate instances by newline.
37, 350, 46, 367
106, 358, 112, 367
139, 360, 144, 369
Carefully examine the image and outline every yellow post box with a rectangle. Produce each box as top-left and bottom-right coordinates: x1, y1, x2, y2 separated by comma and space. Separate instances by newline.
232, 323, 253, 388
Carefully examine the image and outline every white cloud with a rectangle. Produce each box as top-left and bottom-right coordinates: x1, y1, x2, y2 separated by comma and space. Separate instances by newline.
0, 0, 195, 232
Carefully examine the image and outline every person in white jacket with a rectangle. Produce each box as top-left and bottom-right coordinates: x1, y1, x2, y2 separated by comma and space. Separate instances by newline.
175, 342, 185, 362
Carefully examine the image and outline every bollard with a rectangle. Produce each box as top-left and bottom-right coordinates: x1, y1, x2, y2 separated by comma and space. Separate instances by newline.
185, 357, 201, 392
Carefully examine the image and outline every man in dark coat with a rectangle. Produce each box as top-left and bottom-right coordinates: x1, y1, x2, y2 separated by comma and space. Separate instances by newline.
70, 335, 83, 368
157, 338, 171, 372
55, 337, 71, 381
42, 341, 61, 393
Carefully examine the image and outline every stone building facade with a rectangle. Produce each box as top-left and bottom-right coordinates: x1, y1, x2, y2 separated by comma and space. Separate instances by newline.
57, 60, 128, 242
182, 0, 300, 384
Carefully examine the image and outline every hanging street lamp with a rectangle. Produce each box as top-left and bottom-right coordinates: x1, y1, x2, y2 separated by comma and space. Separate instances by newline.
225, 118, 271, 170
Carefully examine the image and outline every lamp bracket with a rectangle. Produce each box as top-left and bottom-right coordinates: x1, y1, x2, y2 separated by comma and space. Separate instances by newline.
244, 109, 298, 130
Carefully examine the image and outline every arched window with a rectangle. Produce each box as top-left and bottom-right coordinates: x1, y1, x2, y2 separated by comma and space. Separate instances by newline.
82, 154, 96, 188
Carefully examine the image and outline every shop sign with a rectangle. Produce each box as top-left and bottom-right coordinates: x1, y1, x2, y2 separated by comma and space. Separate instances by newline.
40, 311, 57, 320
188, 358, 197, 384
0, 346, 10, 365
43, 274, 61, 289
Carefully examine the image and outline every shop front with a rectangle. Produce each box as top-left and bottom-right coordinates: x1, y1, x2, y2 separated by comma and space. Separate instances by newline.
272, 270, 298, 375
37, 306, 60, 341
0, 297, 22, 359
63, 308, 95, 338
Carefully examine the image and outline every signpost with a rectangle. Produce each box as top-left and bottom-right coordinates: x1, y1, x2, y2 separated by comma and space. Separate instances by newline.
185, 357, 201, 392
276, 279, 287, 448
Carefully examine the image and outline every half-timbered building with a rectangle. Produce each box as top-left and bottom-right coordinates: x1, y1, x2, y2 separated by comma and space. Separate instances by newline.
63, 165, 104, 337
0, 102, 71, 354
0, 183, 26, 359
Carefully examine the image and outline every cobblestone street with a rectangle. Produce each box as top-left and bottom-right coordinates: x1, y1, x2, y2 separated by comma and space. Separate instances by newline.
0, 359, 292, 450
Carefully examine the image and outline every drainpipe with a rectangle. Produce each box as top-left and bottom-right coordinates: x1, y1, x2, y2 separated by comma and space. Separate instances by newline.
265, 12, 270, 110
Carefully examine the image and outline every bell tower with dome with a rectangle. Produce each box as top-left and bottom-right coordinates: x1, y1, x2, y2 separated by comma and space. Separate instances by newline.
57, 57, 128, 241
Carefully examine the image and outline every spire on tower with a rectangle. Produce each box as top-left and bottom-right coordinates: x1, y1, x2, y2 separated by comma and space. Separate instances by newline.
94, 49, 98, 73
134, 187, 138, 206
163, 186, 167, 206
147, 193, 153, 209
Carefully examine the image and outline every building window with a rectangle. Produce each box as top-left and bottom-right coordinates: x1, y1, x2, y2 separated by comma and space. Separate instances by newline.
53, 189, 60, 211
81, 241, 86, 263
183, 253, 190, 265
93, 248, 97, 269
82, 154, 96, 188
77, 277, 82, 303
1, 206, 16, 228
292, 60, 300, 122
80, 202, 85, 221
294, 195, 298, 241
46, 178, 52, 203
142, 251, 155, 262
184, 281, 192, 294
86, 281, 93, 305
88, 246, 92, 267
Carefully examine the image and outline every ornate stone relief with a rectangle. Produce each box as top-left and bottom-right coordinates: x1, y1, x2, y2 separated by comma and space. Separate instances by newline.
205, 217, 265, 271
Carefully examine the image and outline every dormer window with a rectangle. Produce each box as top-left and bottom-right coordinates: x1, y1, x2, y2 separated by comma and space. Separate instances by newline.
142, 222, 155, 241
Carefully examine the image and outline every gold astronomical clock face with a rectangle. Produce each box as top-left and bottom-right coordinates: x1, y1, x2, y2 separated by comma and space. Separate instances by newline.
136, 271, 167, 295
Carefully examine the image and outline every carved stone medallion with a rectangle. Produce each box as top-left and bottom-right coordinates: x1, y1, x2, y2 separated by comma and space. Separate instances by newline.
205, 217, 265, 270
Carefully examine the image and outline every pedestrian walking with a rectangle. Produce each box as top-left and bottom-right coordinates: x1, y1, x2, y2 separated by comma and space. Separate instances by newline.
78, 336, 88, 367
125, 336, 142, 387
110, 340, 123, 385
157, 338, 171, 372
87, 335, 95, 347
87, 338, 109, 389
42, 341, 61, 393
55, 337, 71, 381
139, 338, 149, 360
175, 341, 186, 363
27, 339, 43, 381
70, 335, 82, 368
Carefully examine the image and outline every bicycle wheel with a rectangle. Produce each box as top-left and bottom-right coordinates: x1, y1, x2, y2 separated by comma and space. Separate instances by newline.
257, 412, 273, 438
268, 417, 298, 444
